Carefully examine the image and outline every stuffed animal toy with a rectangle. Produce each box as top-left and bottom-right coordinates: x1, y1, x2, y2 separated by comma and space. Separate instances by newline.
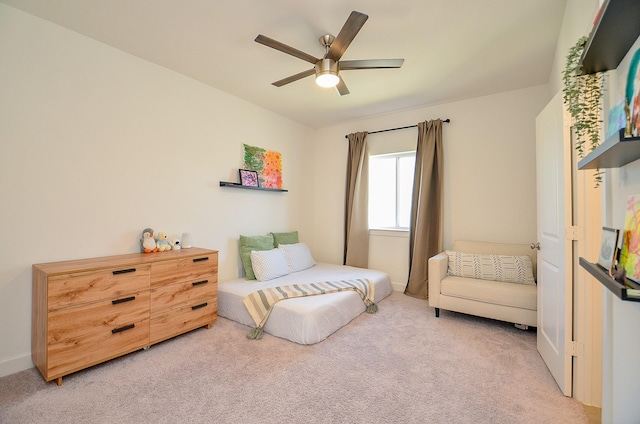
170, 237, 181, 250
141, 228, 157, 253
156, 232, 172, 252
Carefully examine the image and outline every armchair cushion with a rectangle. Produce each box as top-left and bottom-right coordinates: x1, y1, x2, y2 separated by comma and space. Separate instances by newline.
441, 276, 537, 310
446, 251, 535, 285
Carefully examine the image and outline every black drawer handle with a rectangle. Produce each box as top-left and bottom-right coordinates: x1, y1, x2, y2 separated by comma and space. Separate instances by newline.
112, 324, 135, 334
113, 268, 136, 275
192, 280, 208, 287
193, 257, 209, 263
112, 296, 136, 305
192, 302, 208, 310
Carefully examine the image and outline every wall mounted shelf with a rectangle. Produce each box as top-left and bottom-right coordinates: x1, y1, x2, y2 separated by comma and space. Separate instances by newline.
577, 130, 640, 170
579, 257, 640, 302
219, 181, 288, 192
578, 0, 640, 75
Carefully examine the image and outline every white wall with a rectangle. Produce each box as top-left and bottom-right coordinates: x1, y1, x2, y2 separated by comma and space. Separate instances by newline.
369, 230, 410, 291
599, 34, 640, 423
0, 4, 314, 377
308, 86, 550, 270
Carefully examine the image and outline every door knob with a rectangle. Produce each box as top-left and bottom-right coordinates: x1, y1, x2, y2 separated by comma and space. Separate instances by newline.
530, 242, 541, 250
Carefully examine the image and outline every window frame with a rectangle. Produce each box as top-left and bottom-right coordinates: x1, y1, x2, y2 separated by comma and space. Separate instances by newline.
368, 150, 416, 231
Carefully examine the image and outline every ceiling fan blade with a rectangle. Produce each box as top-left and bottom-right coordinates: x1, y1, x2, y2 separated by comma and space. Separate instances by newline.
335, 77, 350, 96
326, 11, 368, 61
255, 34, 319, 64
272, 68, 315, 87
340, 59, 404, 70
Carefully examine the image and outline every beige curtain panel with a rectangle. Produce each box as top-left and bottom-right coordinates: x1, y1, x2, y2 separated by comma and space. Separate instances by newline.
405, 119, 444, 299
344, 131, 369, 268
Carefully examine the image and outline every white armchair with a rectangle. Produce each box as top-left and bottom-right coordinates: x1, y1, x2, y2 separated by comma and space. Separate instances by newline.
428, 240, 537, 328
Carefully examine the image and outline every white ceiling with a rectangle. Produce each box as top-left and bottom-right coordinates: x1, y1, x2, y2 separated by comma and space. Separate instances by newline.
1, 0, 567, 128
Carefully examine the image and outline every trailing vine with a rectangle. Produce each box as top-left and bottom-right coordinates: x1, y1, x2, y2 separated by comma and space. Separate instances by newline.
562, 35, 604, 186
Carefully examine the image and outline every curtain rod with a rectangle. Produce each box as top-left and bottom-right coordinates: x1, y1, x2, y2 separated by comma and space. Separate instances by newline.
344, 118, 450, 139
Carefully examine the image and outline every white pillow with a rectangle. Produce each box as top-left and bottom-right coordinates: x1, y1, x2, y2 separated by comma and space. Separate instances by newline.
446, 250, 535, 285
250, 249, 290, 281
278, 242, 316, 273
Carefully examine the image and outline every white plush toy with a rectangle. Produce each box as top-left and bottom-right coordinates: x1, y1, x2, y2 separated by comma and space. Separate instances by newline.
170, 237, 181, 250
141, 228, 157, 253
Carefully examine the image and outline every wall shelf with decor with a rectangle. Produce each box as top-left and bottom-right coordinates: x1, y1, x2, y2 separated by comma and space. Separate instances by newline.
579, 257, 640, 302
577, 129, 640, 170
578, 0, 640, 75
219, 181, 288, 192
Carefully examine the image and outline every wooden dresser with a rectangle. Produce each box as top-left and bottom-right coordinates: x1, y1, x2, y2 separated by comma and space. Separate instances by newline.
32, 247, 218, 385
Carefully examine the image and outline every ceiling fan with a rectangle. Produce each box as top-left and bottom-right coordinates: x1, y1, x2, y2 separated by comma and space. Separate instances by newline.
255, 11, 404, 96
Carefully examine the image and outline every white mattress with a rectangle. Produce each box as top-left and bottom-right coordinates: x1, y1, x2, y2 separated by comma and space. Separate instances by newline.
218, 263, 392, 344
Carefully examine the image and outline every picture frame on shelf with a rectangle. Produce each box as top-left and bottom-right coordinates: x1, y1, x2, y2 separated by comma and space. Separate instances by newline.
597, 227, 619, 273
239, 169, 259, 187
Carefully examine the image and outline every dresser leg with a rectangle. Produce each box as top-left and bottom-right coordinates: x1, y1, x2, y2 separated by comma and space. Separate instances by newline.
205, 323, 212, 330
56, 377, 62, 386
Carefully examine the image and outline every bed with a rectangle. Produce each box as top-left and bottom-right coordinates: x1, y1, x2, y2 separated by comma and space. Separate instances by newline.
218, 262, 393, 344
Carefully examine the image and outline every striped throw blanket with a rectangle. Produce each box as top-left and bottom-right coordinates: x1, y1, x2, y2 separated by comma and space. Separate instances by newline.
243, 279, 378, 340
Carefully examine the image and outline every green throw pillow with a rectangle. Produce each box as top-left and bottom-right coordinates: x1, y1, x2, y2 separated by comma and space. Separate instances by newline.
239, 234, 275, 280
271, 231, 299, 247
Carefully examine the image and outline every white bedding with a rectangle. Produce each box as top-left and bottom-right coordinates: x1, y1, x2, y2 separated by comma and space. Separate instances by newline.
218, 263, 392, 344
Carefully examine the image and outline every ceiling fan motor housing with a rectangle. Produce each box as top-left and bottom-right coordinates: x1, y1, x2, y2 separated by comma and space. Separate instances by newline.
315, 58, 338, 77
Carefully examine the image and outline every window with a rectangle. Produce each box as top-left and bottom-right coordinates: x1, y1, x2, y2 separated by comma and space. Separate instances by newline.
368, 151, 415, 230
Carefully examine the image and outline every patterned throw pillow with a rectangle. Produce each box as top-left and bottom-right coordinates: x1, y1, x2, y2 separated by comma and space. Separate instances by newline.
446, 250, 535, 285
278, 242, 316, 273
251, 249, 290, 281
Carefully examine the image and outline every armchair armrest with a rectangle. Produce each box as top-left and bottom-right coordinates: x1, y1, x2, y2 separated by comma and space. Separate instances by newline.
428, 251, 449, 308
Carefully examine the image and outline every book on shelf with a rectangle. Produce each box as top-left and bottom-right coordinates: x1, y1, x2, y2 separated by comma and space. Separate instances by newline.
624, 277, 640, 290
622, 276, 640, 298
625, 288, 640, 299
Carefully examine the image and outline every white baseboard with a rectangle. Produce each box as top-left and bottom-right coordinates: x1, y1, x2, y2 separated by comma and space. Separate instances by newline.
391, 281, 406, 292
0, 353, 33, 378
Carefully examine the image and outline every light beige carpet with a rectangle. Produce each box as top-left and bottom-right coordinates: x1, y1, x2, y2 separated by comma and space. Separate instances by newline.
0, 291, 588, 423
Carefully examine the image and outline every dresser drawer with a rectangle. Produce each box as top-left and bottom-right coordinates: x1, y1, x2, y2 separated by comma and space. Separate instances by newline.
150, 277, 217, 311
150, 297, 217, 344
47, 318, 150, 381
151, 254, 217, 287
48, 265, 151, 310
48, 290, 150, 344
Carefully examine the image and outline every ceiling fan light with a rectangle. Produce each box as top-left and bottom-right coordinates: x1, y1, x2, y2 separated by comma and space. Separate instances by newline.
315, 58, 339, 88
316, 73, 339, 87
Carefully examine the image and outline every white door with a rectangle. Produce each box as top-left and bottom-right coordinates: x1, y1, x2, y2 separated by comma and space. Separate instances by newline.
535, 92, 573, 396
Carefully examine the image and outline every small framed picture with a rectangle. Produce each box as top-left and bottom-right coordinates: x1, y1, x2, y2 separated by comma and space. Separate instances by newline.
239, 169, 259, 187
598, 227, 619, 273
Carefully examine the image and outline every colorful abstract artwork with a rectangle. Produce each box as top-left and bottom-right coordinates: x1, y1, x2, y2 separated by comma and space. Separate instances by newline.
619, 194, 640, 282
626, 49, 640, 137
243, 144, 283, 189
606, 47, 640, 138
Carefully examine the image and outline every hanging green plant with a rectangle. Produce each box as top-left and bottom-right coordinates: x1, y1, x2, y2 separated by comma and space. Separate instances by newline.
562, 35, 605, 186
